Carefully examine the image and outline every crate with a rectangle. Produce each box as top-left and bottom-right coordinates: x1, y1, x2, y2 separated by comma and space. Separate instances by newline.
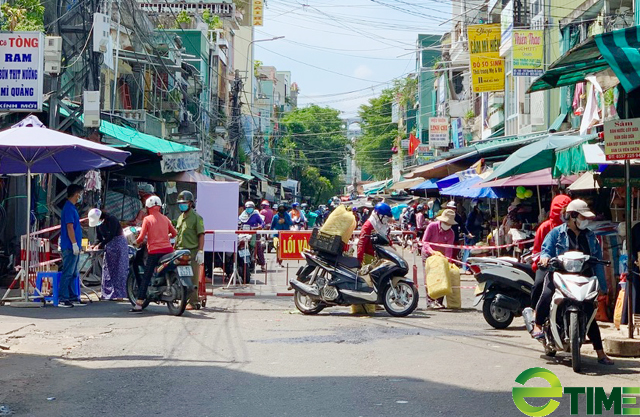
309, 228, 343, 255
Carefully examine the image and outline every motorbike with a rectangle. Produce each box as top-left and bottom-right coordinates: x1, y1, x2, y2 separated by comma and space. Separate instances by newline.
290, 231, 419, 317
236, 233, 253, 284
126, 240, 195, 316
527, 252, 609, 373
468, 249, 535, 329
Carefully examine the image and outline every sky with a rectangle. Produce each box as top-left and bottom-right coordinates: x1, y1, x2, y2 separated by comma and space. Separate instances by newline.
255, 0, 452, 118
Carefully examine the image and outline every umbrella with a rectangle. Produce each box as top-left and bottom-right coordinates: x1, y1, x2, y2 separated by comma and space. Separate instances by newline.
440, 175, 512, 199
568, 171, 600, 191
476, 168, 579, 188
0, 116, 130, 303
484, 135, 587, 181
410, 179, 439, 190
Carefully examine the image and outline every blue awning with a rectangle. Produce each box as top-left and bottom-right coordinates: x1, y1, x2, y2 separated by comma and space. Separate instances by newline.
410, 179, 439, 190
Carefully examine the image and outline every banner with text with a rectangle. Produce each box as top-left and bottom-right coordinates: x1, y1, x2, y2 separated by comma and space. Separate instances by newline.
429, 117, 450, 148
604, 118, 640, 160
278, 231, 312, 261
0, 32, 44, 112
513, 30, 544, 77
468, 24, 504, 93
252, 0, 264, 26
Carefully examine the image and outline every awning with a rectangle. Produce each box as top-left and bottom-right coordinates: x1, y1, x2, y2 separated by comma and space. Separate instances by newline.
478, 168, 578, 188
529, 26, 640, 93
252, 171, 269, 182
410, 179, 439, 190
390, 178, 424, 190
568, 171, 600, 191
549, 112, 567, 131
99, 119, 200, 154
216, 168, 253, 181
363, 179, 393, 195
403, 155, 471, 179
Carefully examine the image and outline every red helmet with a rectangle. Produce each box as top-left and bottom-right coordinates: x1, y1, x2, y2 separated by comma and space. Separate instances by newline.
261, 200, 270, 207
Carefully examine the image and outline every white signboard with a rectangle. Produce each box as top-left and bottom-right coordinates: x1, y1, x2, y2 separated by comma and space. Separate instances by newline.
429, 117, 450, 147
400, 139, 409, 149
197, 181, 239, 252
160, 152, 200, 173
604, 118, 640, 160
0, 32, 44, 111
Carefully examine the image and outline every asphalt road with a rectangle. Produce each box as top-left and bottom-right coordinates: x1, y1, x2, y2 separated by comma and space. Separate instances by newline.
1, 289, 639, 417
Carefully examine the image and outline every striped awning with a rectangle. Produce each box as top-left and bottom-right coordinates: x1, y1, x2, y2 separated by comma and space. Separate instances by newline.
529, 26, 640, 93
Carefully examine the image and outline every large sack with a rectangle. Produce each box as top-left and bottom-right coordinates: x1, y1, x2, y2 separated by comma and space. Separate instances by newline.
425, 252, 453, 299
614, 281, 626, 330
321, 205, 357, 244
446, 262, 461, 309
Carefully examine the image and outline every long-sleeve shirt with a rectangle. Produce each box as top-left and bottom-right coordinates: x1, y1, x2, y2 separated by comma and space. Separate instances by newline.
96, 213, 123, 247
416, 212, 426, 230
357, 219, 376, 262
260, 208, 274, 227
271, 212, 292, 231
422, 221, 454, 259
136, 210, 177, 254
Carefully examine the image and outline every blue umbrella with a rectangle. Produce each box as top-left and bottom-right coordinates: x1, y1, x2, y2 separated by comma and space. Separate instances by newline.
440, 175, 512, 199
411, 179, 439, 190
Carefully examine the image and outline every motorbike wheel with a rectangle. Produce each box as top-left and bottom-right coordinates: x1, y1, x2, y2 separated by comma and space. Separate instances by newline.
482, 297, 514, 329
165, 272, 188, 316
293, 290, 325, 315
126, 269, 150, 309
383, 281, 419, 317
570, 311, 582, 373
544, 344, 557, 357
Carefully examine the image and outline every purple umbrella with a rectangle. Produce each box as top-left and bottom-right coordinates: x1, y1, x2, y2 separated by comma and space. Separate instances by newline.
0, 116, 130, 303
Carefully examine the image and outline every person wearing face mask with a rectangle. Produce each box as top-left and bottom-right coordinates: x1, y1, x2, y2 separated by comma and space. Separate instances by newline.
174, 191, 205, 308
530, 194, 572, 308
88, 208, 128, 301
239, 201, 266, 272
357, 202, 393, 264
271, 204, 292, 231
58, 184, 85, 307
532, 199, 613, 365
421, 208, 457, 308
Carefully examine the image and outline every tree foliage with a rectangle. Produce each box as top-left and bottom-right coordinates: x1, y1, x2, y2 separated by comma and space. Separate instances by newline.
355, 88, 397, 180
1, 0, 44, 31
276, 105, 348, 203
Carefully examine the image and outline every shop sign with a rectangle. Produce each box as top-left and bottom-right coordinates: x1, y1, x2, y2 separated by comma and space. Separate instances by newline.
252, 0, 264, 26
429, 117, 450, 147
468, 24, 504, 93
604, 118, 640, 160
400, 139, 409, 149
513, 30, 544, 77
278, 231, 311, 261
416, 144, 431, 155
161, 152, 200, 173
0, 32, 44, 111
451, 118, 464, 149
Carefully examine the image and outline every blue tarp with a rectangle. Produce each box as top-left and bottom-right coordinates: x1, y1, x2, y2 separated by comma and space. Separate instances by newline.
440, 176, 512, 199
436, 172, 462, 190
411, 179, 439, 190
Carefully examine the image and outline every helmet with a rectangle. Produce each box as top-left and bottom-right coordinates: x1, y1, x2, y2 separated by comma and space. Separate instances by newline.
145, 195, 162, 208
273, 204, 279, 210
446, 201, 457, 209
177, 190, 194, 204
138, 183, 154, 193
292, 202, 299, 208
261, 200, 270, 207
301, 203, 308, 209
245, 201, 255, 208
352, 206, 358, 212
88, 208, 102, 227
374, 202, 392, 218
417, 204, 424, 211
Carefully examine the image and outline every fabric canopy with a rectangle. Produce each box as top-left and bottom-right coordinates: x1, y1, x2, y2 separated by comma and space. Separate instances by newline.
440, 175, 512, 199
390, 178, 424, 190
568, 172, 600, 191
477, 168, 578, 188
484, 135, 591, 181
411, 178, 439, 190
529, 26, 640, 93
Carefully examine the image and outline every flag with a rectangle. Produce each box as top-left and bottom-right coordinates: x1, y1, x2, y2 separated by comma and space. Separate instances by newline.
408, 133, 420, 156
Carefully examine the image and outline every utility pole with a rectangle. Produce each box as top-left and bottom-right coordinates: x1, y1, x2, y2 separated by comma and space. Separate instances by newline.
229, 69, 244, 172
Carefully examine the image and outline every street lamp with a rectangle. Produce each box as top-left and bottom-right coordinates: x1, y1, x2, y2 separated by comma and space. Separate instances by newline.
245, 36, 285, 80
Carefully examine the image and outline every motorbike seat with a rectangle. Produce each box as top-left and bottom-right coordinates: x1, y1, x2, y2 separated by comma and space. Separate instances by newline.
509, 261, 535, 277
337, 255, 361, 269
159, 252, 176, 264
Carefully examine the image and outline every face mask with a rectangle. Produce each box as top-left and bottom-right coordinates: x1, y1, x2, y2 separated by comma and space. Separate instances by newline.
440, 223, 452, 231
246, 208, 254, 214
576, 218, 590, 230
381, 216, 390, 225
178, 203, 189, 212
77, 194, 83, 204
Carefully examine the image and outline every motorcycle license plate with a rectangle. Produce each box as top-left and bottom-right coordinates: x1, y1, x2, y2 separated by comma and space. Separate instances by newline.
474, 282, 486, 296
239, 249, 251, 257
177, 266, 193, 277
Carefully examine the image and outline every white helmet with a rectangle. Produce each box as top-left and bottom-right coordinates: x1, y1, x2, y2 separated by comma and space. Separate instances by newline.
88, 208, 102, 227
245, 201, 255, 208
145, 195, 162, 208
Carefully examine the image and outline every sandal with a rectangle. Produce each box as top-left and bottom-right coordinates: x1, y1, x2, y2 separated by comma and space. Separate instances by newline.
129, 306, 143, 313
598, 357, 614, 366
531, 331, 545, 340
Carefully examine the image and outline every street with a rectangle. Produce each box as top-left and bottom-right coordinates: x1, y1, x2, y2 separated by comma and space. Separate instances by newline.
1, 279, 639, 417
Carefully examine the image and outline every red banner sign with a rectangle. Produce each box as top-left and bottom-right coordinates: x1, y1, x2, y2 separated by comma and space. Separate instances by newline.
278, 231, 312, 260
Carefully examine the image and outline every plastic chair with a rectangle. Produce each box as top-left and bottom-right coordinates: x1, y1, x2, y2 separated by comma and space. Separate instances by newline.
34, 272, 81, 306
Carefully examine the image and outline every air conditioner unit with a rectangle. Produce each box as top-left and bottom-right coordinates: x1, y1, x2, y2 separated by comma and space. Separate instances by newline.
92, 13, 111, 53
83, 91, 101, 128
44, 36, 62, 74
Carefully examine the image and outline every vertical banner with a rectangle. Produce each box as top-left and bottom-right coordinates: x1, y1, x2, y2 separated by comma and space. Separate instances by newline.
451, 118, 464, 149
513, 30, 544, 77
252, 0, 264, 26
429, 117, 450, 148
468, 24, 504, 93
0, 32, 44, 111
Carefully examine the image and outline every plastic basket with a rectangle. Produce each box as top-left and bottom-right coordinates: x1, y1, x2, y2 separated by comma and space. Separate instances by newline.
309, 228, 343, 255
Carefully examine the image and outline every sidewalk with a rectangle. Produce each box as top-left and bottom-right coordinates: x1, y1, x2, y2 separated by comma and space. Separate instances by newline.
602, 323, 640, 357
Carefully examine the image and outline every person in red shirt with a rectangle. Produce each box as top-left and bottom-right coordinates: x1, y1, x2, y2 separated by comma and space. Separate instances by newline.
131, 196, 178, 312
530, 194, 571, 309
357, 203, 393, 263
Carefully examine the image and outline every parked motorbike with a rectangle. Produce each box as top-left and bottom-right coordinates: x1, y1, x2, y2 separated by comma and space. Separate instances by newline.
126, 243, 195, 316
290, 231, 419, 317
527, 252, 609, 373
468, 251, 535, 329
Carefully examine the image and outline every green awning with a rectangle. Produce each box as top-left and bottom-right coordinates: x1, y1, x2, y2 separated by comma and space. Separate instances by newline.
553, 140, 598, 177
252, 171, 269, 182
549, 112, 567, 131
529, 26, 640, 93
217, 168, 253, 181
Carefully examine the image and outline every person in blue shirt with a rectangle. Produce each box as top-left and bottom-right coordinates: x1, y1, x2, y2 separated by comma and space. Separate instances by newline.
59, 184, 84, 307
271, 205, 292, 231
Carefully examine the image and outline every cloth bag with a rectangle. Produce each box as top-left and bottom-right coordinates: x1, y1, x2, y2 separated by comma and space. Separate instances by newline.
446, 262, 461, 309
425, 252, 453, 300
321, 205, 357, 244
614, 280, 626, 330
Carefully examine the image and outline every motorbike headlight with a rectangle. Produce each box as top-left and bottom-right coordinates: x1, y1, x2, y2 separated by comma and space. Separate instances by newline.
562, 258, 584, 273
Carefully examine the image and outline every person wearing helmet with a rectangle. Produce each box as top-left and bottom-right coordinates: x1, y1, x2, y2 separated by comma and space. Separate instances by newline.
174, 191, 205, 308
531, 200, 613, 365
290, 202, 306, 230
132, 196, 177, 312
239, 201, 266, 272
351, 206, 360, 225
260, 200, 274, 229
89, 208, 128, 301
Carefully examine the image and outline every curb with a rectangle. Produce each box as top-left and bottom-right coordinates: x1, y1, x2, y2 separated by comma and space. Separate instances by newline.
214, 292, 294, 297
604, 334, 640, 357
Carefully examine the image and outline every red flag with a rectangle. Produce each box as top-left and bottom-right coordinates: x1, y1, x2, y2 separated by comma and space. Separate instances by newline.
408, 133, 420, 156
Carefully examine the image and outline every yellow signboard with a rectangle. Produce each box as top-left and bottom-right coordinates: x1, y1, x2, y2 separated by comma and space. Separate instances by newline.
513, 30, 544, 77
252, 0, 264, 26
467, 24, 504, 93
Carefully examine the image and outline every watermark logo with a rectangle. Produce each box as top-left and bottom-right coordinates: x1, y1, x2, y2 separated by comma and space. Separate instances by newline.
513, 367, 640, 416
